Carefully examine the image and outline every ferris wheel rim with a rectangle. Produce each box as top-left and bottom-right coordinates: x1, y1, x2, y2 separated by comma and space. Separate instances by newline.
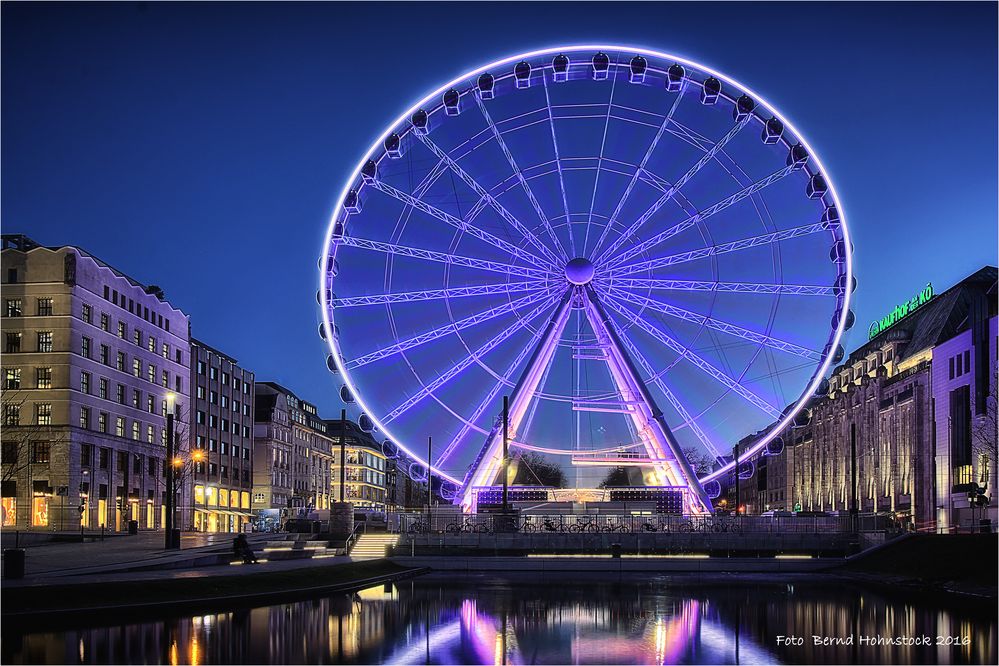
318, 44, 854, 487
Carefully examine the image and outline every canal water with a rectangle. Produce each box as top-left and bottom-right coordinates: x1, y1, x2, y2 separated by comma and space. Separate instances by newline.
3, 574, 996, 665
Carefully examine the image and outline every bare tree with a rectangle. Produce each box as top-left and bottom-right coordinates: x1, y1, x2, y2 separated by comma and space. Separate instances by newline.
972, 371, 998, 485
511, 452, 567, 488
682, 447, 717, 476
1, 388, 69, 483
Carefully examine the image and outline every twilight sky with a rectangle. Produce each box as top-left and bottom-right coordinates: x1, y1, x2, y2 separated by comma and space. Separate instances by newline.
3, 1, 997, 422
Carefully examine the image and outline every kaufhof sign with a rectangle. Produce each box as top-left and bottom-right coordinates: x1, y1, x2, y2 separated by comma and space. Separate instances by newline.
868, 283, 934, 340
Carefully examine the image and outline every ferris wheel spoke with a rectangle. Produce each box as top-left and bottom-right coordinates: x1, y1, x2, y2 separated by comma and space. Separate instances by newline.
589, 85, 689, 261
594, 115, 753, 267
581, 60, 620, 256
433, 312, 550, 468
596, 277, 835, 297
364, 178, 551, 270
345, 287, 561, 370
474, 94, 569, 262
610, 321, 720, 457
604, 220, 831, 279
415, 132, 563, 268
381, 294, 561, 425
541, 74, 576, 257
332, 280, 549, 308
602, 163, 798, 273
605, 287, 822, 361
337, 236, 551, 280
604, 296, 782, 420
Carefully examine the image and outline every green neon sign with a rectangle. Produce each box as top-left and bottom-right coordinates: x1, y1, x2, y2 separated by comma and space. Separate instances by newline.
868, 283, 934, 340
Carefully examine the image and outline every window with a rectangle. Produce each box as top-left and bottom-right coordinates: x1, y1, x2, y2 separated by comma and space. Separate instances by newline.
37, 298, 53, 316
5, 299, 22, 317
81, 444, 92, 467
210, 367, 218, 381
98, 412, 108, 434
147, 395, 155, 413
115, 417, 125, 437
82, 303, 92, 324
161, 370, 168, 388
116, 352, 125, 372
148, 364, 156, 384
6, 268, 16, 284
36, 367, 52, 389
81, 371, 91, 395
80, 406, 91, 429
964, 350, 971, 375
100, 313, 109, 332
950, 385, 972, 467
133, 358, 142, 378
82, 336, 91, 359
222, 372, 229, 385
37, 332, 53, 352
116, 384, 125, 405
35, 403, 52, 425
196, 385, 205, 400
221, 395, 228, 409
148, 457, 157, 475
99, 447, 109, 469
210, 391, 217, 404
99, 377, 108, 400
146, 425, 154, 443
197, 361, 205, 375
3, 403, 20, 426
100, 344, 109, 365
148, 336, 156, 353
132, 421, 140, 440
197, 410, 205, 425
956, 353, 963, 377
117, 321, 126, 339
31, 442, 50, 464
5, 332, 20, 353
133, 454, 142, 474
133, 329, 142, 347
4, 368, 20, 390
162, 342, 169, 359
175, 375, 181, 392
132, 389, 141, 409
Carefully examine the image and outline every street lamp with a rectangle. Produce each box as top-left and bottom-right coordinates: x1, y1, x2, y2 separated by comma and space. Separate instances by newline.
164, 391, 179, 549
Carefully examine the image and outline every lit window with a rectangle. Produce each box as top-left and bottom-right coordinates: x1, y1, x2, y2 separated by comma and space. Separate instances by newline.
37, 331, 53, 353
36, 367, 52, 389
82, 304, 92, 324
5, 299, 22, 317
37, 298, 53, 316
35, 403, 52, 425
4, 368, 20, 390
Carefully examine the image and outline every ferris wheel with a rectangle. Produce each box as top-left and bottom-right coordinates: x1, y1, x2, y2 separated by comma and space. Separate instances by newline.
319, 45, 854, 512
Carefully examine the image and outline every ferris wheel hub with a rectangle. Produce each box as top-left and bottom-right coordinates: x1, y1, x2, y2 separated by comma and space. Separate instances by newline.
564, 257, 595, 285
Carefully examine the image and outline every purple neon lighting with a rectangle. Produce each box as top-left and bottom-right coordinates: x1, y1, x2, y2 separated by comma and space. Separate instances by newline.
318, 45, 854, 490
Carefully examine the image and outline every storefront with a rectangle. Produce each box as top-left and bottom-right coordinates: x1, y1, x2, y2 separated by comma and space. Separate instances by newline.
193, 484, 253, 532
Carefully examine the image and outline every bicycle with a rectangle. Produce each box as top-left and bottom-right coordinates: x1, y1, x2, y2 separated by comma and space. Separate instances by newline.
539, 517, 569, 533
570, 520, 601, 534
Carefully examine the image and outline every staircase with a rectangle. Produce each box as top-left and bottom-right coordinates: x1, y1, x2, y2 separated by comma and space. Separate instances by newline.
259, 534, 340, 560
350, 532, 398, 560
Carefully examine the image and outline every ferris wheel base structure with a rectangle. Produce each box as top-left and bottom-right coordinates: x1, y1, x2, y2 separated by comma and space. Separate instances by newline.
458, 279, 713, 515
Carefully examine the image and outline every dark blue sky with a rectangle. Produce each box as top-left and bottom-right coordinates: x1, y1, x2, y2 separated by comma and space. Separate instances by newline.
3, 2, 996, 418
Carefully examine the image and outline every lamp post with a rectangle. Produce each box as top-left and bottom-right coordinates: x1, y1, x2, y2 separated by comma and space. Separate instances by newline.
164, 392, 179, 549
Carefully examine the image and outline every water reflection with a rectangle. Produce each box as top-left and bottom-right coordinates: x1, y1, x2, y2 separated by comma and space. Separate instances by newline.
3, 575, 995, 664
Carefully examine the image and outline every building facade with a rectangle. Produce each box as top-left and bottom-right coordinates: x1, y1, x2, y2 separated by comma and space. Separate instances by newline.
1, 235, 191, 531
325, 419, 388, 513
765, 267, 997, 532
252, 382, 334, 526
189, 338, 255, 533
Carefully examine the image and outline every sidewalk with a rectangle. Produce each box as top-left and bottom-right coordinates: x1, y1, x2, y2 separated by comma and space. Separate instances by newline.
1, 531, 283, 579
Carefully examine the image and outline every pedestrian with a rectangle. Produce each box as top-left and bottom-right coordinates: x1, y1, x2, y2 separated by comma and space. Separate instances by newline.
233, 533, 258, 564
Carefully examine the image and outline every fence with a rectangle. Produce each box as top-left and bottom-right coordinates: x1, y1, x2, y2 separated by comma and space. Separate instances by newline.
392, 512, 898, 536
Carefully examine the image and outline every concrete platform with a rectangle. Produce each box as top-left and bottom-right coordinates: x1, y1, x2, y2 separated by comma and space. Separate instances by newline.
390, 554, 840, 573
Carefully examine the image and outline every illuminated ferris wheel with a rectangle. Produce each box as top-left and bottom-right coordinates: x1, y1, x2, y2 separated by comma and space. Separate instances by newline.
319, 45, 854, 512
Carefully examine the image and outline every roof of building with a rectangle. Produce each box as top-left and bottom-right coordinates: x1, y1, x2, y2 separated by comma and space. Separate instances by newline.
191, 336, 241, 366
838, 265, 997, 369
2, 233, 188, 316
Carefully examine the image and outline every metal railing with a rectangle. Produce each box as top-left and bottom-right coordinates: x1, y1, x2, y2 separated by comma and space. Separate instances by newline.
393, 512, 899, 535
